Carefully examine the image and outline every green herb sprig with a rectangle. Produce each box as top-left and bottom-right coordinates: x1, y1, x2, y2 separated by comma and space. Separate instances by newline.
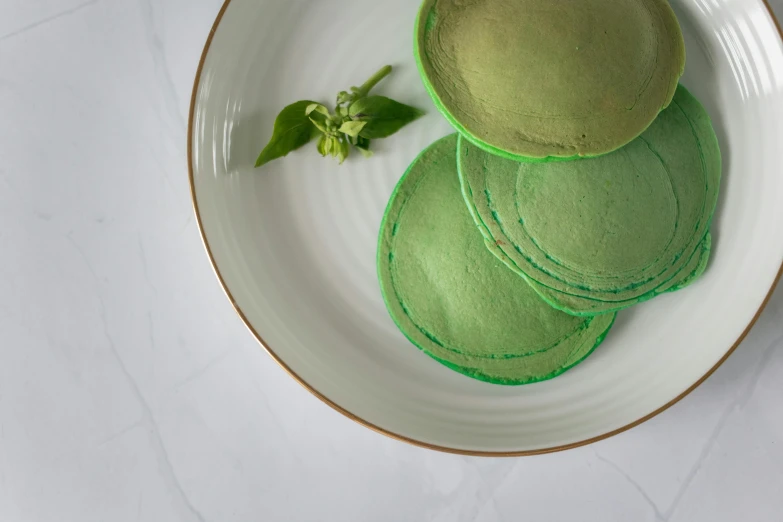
255, 66, 424, 168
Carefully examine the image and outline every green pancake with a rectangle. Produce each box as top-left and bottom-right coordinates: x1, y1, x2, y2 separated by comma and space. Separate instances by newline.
459, 85, 721, 316
415, 0, 685, 162
378, 134, 616, 385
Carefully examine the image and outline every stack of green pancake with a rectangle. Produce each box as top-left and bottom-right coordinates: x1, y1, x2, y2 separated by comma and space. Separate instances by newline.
378, 0, 722, 385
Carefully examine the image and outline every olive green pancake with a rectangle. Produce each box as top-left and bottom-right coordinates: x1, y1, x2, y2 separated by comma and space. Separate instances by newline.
459, 85, 721, 316
415, 0, 686, 162
378, 134, 616, 385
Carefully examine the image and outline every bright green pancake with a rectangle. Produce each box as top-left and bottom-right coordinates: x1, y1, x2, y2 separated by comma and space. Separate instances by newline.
415, 0, 685, 162
459, 85, 721, 316
378, 134, 616, 385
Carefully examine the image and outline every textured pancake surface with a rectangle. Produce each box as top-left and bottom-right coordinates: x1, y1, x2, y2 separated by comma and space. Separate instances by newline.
415, 0, 686, 161
458, 86, 721, 315
378, 134, 616, 384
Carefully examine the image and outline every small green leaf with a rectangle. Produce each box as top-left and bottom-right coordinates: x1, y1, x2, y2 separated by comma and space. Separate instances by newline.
255, 100, 319, 168
317, 135, 329, 157
336, 139, 350, 164
308, 105, 334, 134
354, 136, 373, 157
306, 103, 330, 117
355, 146, 373, 158
309, 116, 329, 135
348, 96, 424, 139
330, 137, 341, 158
339, 120, 368, 138
323, 135, 334, 156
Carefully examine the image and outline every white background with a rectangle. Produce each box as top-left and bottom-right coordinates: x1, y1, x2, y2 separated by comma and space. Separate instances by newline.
1, 1, 783, 521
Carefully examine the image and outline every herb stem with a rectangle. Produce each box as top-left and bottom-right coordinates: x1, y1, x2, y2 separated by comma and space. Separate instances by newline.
359, 65, 393, 96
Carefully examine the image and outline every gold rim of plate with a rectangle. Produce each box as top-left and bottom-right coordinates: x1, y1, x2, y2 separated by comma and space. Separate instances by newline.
187, 0, 783, 457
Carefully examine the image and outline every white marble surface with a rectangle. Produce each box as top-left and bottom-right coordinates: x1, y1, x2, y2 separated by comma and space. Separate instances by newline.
1, 0, 782, 520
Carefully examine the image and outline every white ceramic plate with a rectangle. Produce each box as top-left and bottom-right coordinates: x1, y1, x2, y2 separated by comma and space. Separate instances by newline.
189, 0, 783, 455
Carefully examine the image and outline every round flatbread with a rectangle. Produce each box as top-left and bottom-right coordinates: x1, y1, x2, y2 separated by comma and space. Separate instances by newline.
378, 134, 616, 385
459, 85, 721, 315
415, 0, 685, 161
